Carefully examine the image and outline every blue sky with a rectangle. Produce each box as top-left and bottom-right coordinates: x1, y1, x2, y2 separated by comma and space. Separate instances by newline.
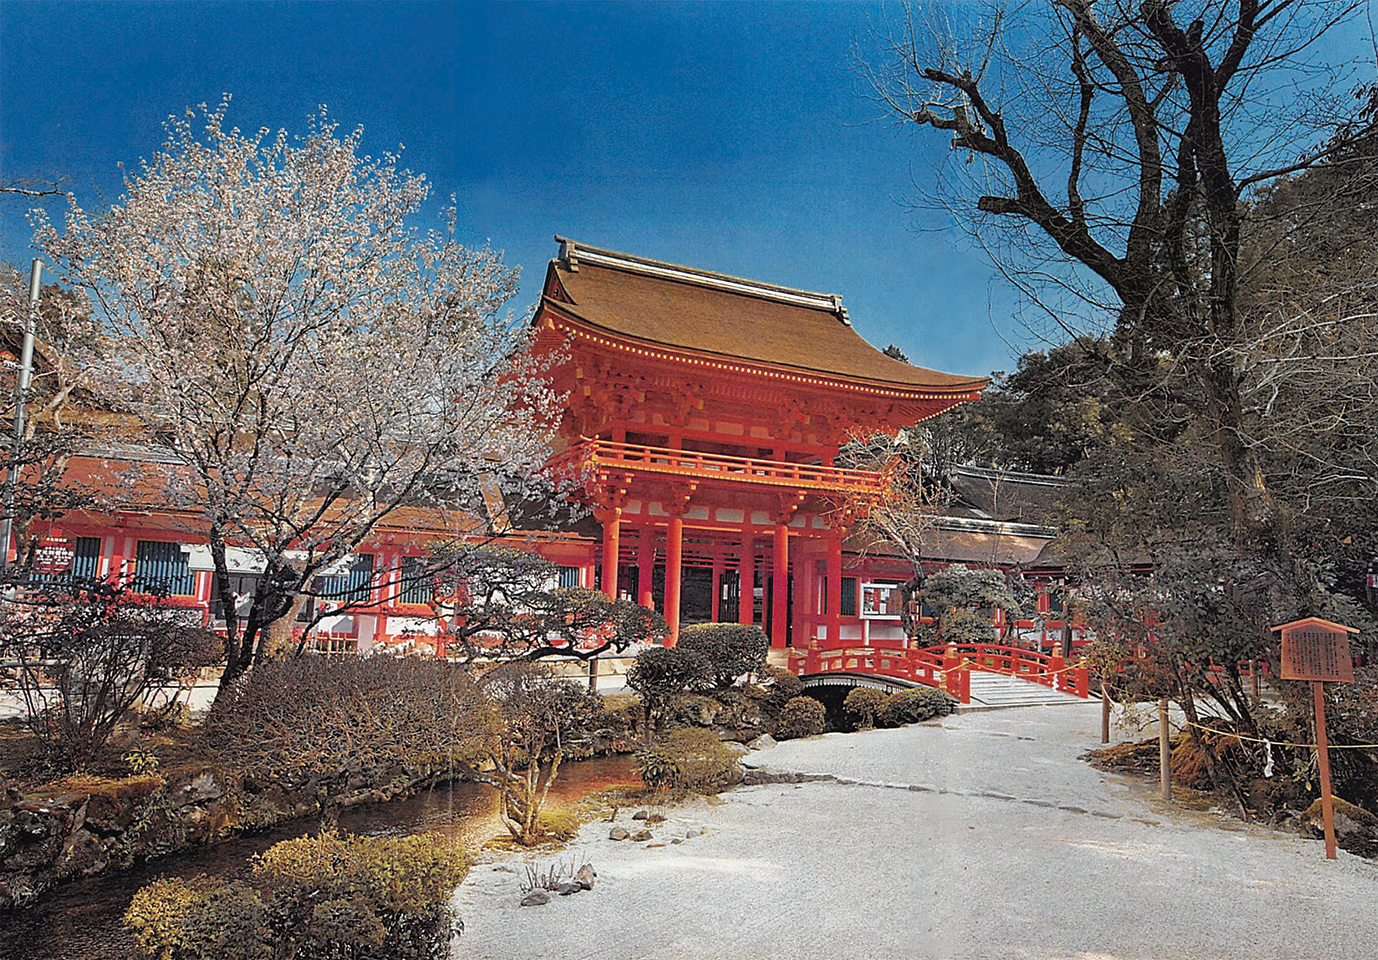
0, 1, 1372, 379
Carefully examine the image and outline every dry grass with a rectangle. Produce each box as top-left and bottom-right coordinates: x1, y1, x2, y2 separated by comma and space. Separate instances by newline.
2, 715, 212, 791
31, 772, 165, 801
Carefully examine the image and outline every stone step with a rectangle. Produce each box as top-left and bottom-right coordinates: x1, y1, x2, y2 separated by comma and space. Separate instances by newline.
962, 673, 1087, 711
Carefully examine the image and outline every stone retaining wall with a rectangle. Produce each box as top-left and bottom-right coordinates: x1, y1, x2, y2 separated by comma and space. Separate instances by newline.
0, 763, 441, 912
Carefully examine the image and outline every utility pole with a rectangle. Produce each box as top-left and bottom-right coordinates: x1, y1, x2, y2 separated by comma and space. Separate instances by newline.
0, 259, 40, 572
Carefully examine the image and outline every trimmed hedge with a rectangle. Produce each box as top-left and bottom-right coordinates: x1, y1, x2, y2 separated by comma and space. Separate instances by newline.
677, 623, 769, 688
760, 666, 804, 711
877, 686, 954, 727
843, 687, 889, 730
626, 646, 713, 731
634, 728, 741, 793
775, 696, 826, 740
125, 832, 469, 960
124, 876, 270, 960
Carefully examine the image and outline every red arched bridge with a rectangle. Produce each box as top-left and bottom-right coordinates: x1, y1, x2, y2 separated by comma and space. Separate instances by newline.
788, 643, 1092, 704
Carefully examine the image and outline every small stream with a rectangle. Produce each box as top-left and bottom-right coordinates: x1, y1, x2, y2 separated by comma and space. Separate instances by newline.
3, 755, 639, 960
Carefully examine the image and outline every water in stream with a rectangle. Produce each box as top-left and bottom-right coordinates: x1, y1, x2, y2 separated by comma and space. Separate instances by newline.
3, 755, 638, 960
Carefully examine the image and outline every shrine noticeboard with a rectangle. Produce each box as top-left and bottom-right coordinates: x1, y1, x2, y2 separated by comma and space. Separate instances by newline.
1275, 618, 1357, 683
32, 538, 74, 577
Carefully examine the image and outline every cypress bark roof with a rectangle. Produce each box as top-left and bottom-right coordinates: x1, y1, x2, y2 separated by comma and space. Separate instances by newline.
542, 240, 986, 393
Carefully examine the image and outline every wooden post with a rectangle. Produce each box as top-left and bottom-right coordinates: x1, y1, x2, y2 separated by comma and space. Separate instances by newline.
1101, 682, 1111, 744
637, 531, 655, 609
1159, 697, 1171, 801
826, 530, 842, 645
599, 508, 621, 601
664, 515, 683, 644
710, 556, 723, 622
738, 536, 754, 626
1314, 679, 1338, 860
771, 522, 789, 649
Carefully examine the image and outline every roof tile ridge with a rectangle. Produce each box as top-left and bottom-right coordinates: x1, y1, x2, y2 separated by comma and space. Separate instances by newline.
553, 235, 852, 324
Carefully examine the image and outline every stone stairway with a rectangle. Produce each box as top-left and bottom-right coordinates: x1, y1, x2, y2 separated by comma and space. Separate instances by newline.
959, 672, 1087, 711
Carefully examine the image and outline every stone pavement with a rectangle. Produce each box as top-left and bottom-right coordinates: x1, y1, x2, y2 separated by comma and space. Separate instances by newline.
454, 703, 1378, 959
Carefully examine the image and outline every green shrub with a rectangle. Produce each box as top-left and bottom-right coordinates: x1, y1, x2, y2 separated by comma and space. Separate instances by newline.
843, 687, 889, 730
877, 686, 954, 727
123, 748, 161, 777
701, 686, 765, 732
626, 646, 713, 732
256, 832, 468, 959
677, 623, 769, 688
596, 693, 641, 732
633, 740, 680, 792
635, 728, 740, 793
669, 693, 723, 727
127, 832, 470, 960
760, 666, 803, 710
776, 696, 826, 740
125, 876, 271, 960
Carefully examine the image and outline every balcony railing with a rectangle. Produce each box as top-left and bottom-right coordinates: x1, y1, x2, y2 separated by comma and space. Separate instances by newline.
551, 438, 887, 497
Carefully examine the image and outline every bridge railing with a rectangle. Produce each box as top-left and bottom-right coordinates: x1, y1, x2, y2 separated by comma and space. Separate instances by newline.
791, 646, 972, 703
915, 643, 1090, 698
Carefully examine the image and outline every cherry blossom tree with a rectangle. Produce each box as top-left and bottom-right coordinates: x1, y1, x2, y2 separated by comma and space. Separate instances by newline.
33, 99, 561, 693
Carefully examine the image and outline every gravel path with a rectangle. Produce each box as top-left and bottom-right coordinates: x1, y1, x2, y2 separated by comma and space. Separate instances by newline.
454, 703, 1378, 959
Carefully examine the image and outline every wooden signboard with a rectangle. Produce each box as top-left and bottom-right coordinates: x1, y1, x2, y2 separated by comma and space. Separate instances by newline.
1272, 617, 1360, 861
1279, 619, 1355, 682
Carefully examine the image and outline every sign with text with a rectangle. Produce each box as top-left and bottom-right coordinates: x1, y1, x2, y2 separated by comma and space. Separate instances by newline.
32, 538, 74, 576
1277, 618, 1356, 683
1272, 617, 1359, 861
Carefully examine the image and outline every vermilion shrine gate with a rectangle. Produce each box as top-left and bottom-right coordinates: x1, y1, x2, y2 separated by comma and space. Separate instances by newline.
530, 239, 1088, 702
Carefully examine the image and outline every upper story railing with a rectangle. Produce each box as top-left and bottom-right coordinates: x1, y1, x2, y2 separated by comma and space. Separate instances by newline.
550, 437, 887, 497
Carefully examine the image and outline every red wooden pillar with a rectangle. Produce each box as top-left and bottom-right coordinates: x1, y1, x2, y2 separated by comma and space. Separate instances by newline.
711, 554, 723, 622
793, 548, 813, 647
771, 523, 789, 649
664, 515, 683, 644
637, 530, 655, 609
738, 534, 754, 626
600, 508, 621, 600
826, 529, 842, 645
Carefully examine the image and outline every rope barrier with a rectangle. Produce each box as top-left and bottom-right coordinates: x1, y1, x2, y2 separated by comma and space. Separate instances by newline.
1180, 719, 1378, 751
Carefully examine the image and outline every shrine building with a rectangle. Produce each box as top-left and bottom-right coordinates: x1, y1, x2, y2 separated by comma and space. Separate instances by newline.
15, 238, 1093, 669
526, 238, 987, 651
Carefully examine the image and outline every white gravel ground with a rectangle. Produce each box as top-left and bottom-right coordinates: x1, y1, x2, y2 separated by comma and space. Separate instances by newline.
454, 703, 1378, 959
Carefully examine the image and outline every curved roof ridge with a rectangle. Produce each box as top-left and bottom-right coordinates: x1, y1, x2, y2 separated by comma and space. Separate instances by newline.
554, 236, 852, 324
